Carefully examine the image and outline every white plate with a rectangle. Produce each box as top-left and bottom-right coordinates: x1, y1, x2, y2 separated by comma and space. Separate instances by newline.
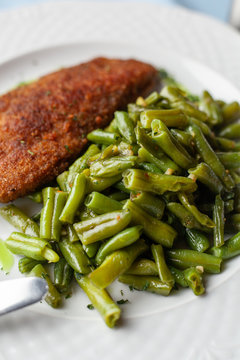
1, 3, 240, 360
1, 41, 240, 321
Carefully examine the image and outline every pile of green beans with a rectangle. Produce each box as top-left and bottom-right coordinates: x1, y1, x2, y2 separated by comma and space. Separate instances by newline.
2, 74, 240, 328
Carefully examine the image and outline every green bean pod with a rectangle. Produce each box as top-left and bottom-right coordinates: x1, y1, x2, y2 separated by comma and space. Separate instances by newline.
210, 231, 240, 259
40, 187, 55, 239
184, 267, 205, 295
51, 191, 68, 241
28, 191, 43, 203
213, 194, 224, 247
218, 122, 240, 139
0, 204, 40, 237
6, 232, 59, 262
137, 162, 163, 174
18, 257, 43, 274
84, 191, 122, 214
170, 129, 194, 151
216, 152, 240, 169
167, 249, 222, 273
188, 162, 223, 194
151, 244, 175, 286
140, 109, 188, 129
83, 242, 100, 258
124, 200, 177, 248
87, 129, 120, 145
68, 144, 100, 177
57, 171, 70, 192
185, 228, 210, 252
215, 137, 240, 152
89, 239, 148, 289
59, 237, 91, 274
54, 258, 73, 293
108, 191, 130, 201
125, 259, 158, 276
123, 169, 197, 195
95, 225, 143, 265
130, 191, 165, 219
169, 266, 188, 288
114, 111, 136, 144
118, 274, 172, 296
86, 174, 122, 193
30, 264, 61, 308
74, 210, 132, 245
60, 173, 86, 224
222, 101, 240, 124
90, 156, 137, 178
199, 90, 223, 126
66, 224, 79, 242
75, 273, 121, 328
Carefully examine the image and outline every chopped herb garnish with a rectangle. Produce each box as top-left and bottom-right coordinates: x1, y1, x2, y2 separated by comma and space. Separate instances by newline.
143, 281, 150, 291
27, 150, 34, 156
20, 140, 25, 144
87, 304, 94, 310
65, 293, 72, 299
117, 299, 129, 305
73, 115, 78, 121
129, 285, 134, 291
120, 289, 124, 296
64, 145, 71, 153
45, 90, 51, 96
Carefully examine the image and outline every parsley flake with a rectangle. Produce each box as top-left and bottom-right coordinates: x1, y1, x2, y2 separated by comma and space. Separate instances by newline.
64, 145, 71, 153
143, 281, 150, 291
87, 304, 94, 310
117, 299, 129, 305
27, 150, 34, 156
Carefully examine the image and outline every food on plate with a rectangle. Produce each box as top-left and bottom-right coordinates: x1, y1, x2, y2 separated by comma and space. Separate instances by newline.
0, 57, 158, 203
1, 69, 240, 328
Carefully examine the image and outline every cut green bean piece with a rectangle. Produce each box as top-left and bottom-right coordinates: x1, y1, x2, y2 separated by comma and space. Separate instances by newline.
123, 169, 197, 195
74, 210, 131, 245
184, 267, 205, 296
89, 239, 148, 289
57, 171, 70, 192
125, 259, 158, 276
18, 257, 43, 274
215, 137, 240, 152
87, 129, 120, 145
124, 200, 176, 248
151, 119, 196, 169
115, 111, 136, 144
87, 174, 122, 193
213, 194, 224, 248
108, 191, 129, 201
137, 161, 163, 174
83, 242, 100, 258
75, 273, 121, 328
40, 187, 55, 239
185, 228, 210, 252
30, 264, 61, 308
0, 205, 40, 237
130, 191, 165, 219
90, 156, 137, 178
118, 274, 172, 296
171, 129, 194, 150
59, 238, 91, 274
95, 225, 143, 265
167, 249, 222, 273
140, 109, 188, 129
85, 191, 122, 214
54, 258, 73, 293
51, 191, 68, 241
60, 173, 86, 224
178, 192, 215, 228
210, 231, 240, 259
188, 162, 223, 194
66, 224, 79, 242
136, 126, 181, 174
145, 91, 160, 105
188, 124, 234, 190
199, 90, 223, 126
28, 191, 43, 203
222, 101, 240, 124
218, 122, 240, 139
151, 244, 174, 286
69, 144, 100, 176
216, 152, 240, 169
169, 266, 188, 288
6, 232, 59, 262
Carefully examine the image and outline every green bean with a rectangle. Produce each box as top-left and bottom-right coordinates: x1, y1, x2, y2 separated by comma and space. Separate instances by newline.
90, 156, 137, 178
167, 202, 211, 233
6, 232, 59, 262
57, 171, 70, 192
136, 126, 181, 174
18, 257, 43, 274
151, 244, 174, 286
68, 144, 100, 176
87, 129, 120, 145
169, 266, 188, 288
60, 173, 86, 224
31, 210, 41, 222
83, 242, 100, 258
210, 231, 240, 259
85, 192, 122, 214
167, 249, 222, 273
89, 239, 148, 288
95, 225, 143, 265
137, 161, 163, 174
124, 200, 176, 248
171, 129, 194, 150
234, 185, 240, 212
144, 91, 160, 105
225, 213, 240, 232
151, 119, 196, 169
215, 137, 240, 152
218, 122, 240, 139
108, 191, 129, 201
185, 228, 210, 252
188, 124, 234, 190
213, 195, 224, 247
230, 170, 240, 185
188, 117, 215, 141
114, 111, 136, 144
66, 224, 79, 242
74, 210, 131, 245
199, 90, 223, 126
87, 174, 122, 193
30, 264, 61, 308
123, 169, 197, 195
40, 187, 55, 239
59, 237, 91, 274
125, 259, 158, 276
216, 152, 240, 169
118, 274, 172, 296
0, 204, 39, 237
75, 273, 121, 328
51, 191, 68, 241
128, 103, 147, 122
113, 180, 131, 194
178, 192, 215, 228
54, 258, 73, 293
222, 101, 240, 124
130, 191, 165, 219
225, 199, 234, 214
184, 267, 205, 295
28, 191, 43, 203
140, 109, 188, 129
188, 162, 223, 194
